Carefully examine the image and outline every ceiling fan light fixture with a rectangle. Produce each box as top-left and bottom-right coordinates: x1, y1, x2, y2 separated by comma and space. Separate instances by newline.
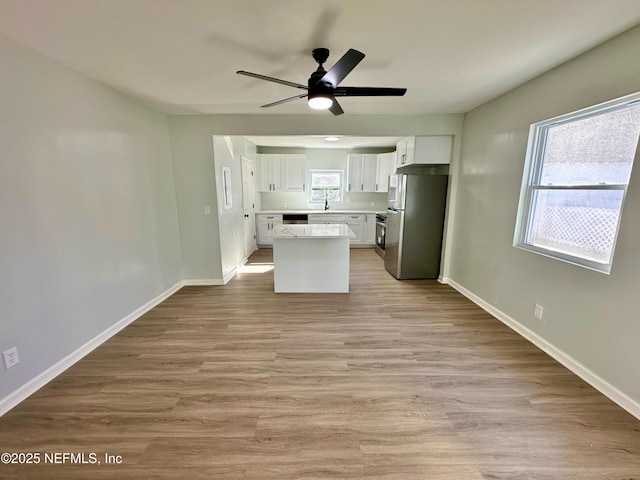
238, 47, 406, 116
308, 93, 333, 110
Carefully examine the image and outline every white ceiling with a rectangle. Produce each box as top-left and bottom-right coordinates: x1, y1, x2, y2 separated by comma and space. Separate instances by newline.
245, 135, 401, 149
1, 0, 639, 118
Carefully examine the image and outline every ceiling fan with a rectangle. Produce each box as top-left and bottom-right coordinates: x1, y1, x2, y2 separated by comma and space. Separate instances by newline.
237, 48, 407, 116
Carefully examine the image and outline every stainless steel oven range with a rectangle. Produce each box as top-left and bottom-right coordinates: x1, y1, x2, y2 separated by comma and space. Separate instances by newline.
375, 213, 386, 258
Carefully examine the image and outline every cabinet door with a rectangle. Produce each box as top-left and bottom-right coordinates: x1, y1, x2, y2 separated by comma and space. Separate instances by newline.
396, 138, 407, 167
346, 221, 364, 244
257, 155, 285, 192
282, 154, 306, 191
375, 153, 395, 192
405, 136, 416, 166
348, 154, 376, 192
364, 214, 376, 244
347, 154, 362, 192
256, 222, 270, 245
272, 156, 283, 191
361, 154, 377, 192
413, 136, 452, 165
257, 154, 272, 192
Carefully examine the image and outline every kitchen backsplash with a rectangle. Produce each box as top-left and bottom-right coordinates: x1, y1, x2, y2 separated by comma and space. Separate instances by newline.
260, 191, 388, 211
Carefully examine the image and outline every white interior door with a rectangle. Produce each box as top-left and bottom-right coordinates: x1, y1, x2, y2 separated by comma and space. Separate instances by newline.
241, 157, 257, 257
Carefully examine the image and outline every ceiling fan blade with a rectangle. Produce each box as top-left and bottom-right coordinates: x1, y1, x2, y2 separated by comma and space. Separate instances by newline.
319, 48, 365, 87
261, 93, 309, 108
237, 70, 308, 90
329, 98, 344, 116
334, 86, 407, 97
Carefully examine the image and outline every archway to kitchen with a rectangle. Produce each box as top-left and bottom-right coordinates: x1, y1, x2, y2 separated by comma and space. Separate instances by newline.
168, 114, 463, 286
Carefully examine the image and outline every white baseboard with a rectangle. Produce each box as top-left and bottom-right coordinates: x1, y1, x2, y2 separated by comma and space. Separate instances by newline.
440, 277, 640, 421
0, 281, 184, 417
182, 279, 224, 286
221, 257, 248, 285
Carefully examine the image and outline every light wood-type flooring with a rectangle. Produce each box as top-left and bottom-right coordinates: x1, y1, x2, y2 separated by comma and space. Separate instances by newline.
1, 249, 639, 479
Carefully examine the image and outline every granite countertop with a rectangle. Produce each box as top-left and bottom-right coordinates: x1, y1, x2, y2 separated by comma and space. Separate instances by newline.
271, 224, 356, 239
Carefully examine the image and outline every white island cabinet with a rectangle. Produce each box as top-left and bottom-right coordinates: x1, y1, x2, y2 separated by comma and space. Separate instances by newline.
271, 224, 355, 293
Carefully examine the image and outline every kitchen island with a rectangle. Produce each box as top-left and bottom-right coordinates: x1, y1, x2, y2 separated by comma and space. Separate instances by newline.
271, 224, 355, 293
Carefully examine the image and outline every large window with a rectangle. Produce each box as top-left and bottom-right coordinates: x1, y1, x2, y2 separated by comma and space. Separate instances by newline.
309, 169, 343, 204
514, 93, 640, 273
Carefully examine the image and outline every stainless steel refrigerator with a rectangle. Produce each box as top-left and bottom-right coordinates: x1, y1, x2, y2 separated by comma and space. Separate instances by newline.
385, 174, 448, 279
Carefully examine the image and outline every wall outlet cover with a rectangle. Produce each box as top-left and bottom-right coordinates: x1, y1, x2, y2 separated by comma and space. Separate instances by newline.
534, 304, 544, 320
3, 346, 19, 369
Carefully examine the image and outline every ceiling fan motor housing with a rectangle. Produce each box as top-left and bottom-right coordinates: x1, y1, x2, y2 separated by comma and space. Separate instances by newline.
309, 70, 334, 94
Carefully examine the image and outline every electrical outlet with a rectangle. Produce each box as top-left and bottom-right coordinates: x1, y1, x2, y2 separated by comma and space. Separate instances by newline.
534, 304, 544, 320
3, 347, 19, 369
284, 202, 288, 208
203, 205, 211, 215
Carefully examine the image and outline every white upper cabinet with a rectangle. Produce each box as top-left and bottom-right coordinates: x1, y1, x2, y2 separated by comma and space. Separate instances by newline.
375, 152, 395, 192
257, 154, 281, 192
257, 154, 306, 192
281, 154, 306, 192
347, 154, 378, 192
395, 136, 452, 167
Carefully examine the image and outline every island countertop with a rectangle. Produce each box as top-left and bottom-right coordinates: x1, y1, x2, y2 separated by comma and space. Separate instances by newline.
271, 224, 355, 239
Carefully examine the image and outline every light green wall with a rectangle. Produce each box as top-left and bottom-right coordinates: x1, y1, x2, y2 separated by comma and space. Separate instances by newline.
213, 136, 257, 280
449, 25, 640, 409
0, 33, 182, 403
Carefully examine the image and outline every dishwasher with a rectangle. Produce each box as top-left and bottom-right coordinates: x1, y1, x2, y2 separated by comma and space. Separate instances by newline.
282, 213, 308, 224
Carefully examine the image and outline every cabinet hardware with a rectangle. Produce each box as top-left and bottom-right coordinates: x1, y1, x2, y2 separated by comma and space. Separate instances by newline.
361, 183, 363, 191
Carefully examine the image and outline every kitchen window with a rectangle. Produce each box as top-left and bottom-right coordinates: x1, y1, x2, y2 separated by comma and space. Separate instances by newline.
514, 92, 640, 273
310, 169, 344, 204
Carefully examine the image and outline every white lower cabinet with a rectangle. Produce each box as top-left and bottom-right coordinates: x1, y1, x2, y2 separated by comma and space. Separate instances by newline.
365, 214, 376, 244
256, 214, 283, 246
345, 214, 365, 244
259, 212, 376, 248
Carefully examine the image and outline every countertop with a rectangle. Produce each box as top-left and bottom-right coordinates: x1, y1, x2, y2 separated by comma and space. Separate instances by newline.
271, 224, 356, 239
257, 210, 385, 215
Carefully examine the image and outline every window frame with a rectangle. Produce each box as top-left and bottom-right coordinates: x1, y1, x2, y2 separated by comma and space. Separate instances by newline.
309, 169, 344, 204
514, 92, 640, 274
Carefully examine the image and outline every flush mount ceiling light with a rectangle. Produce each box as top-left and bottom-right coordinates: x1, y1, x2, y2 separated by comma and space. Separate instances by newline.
324, 136, 341, 142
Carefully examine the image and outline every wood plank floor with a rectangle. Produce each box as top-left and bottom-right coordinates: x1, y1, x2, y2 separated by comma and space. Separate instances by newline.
1, 248, 639, 479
